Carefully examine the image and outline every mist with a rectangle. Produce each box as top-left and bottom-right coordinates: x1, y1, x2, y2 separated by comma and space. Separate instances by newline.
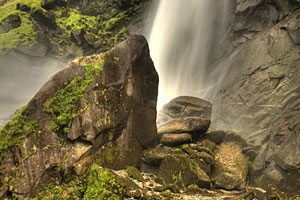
0, 54, 65, 119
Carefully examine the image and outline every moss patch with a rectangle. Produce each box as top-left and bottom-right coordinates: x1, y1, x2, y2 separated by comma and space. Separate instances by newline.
83, 164, 125, 200
34, 163, 126, 200
44, 55, 104, 135
0, 0, 148, 56
0, 106, 38, 160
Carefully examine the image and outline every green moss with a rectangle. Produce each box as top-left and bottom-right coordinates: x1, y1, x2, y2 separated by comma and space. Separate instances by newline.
125, 166, 144, 182
83, 164, 125, 200
161, 189, 172, 198
0, 0, 45, 55
35, 163, 125, 200
0, 106, 38, 160
44, 56, 104, 135
34, 176, 85, 200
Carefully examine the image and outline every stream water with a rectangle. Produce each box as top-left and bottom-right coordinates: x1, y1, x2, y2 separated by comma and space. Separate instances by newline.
148, 0, 233, 109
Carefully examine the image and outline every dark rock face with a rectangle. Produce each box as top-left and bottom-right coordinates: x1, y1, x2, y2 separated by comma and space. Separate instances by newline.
213, 6, 300, 195
0, 35, 158, 198
31, 8, 57, 30
232, 0, 300, 47
0, 14, 21, 34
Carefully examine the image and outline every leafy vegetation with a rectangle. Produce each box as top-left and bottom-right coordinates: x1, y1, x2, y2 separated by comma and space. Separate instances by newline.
0, 106, 38, 160
44, 56, 104, 135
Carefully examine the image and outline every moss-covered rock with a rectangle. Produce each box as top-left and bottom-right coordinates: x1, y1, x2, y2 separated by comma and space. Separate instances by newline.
0, 0, 149, 57
158, 154, 211, 189
0, 35, 158, 198
125, 166, 145, 182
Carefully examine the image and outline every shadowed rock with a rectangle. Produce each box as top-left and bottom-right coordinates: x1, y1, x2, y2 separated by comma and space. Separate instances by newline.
0, 14, 21, 34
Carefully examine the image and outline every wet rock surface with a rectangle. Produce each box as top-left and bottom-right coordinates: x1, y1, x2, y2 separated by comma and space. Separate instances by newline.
214, 7, 300, 195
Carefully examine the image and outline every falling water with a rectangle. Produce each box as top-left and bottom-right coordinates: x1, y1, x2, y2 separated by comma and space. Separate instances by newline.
148, 0, 232, 109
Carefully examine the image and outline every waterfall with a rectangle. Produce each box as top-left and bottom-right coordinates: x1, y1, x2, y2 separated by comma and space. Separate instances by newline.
148, 0, 233, 109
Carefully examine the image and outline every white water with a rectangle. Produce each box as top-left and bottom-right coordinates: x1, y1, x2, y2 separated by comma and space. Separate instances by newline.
148, 0, 232, 109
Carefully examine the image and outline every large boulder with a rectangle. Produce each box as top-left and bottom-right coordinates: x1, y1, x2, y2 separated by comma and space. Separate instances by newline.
0, 35, 158, 199
211, 142, 249, 190
157, 96, 212, 125
158, 154, 211, 189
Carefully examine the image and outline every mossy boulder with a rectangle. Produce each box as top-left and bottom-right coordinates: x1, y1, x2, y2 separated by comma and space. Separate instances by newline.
158, 154, 211, 189
0, 35, 158, 199
125, 166, 145, 182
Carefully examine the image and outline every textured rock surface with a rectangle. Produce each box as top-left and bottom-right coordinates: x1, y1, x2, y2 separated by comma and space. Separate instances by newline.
213, 6, 300, 195
232, 0, 300, 47
157, 96, 212, 125
211, 142, 249, 190
158, 154, 211, 188
0, 35, 158, 198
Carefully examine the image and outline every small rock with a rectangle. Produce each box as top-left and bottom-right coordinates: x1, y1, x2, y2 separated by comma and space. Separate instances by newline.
125, 166, 145, 182
158, 116, 211, 134
197, 139, 217, 153
160, 133, 192, 146
224, 131, 249, 148
203, 130, 226, 144
42, 0, 67, 10
84, 33, 102, 48
70, 28, 86, 46
191, 151, 215, 165
118, 0, 132, 9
